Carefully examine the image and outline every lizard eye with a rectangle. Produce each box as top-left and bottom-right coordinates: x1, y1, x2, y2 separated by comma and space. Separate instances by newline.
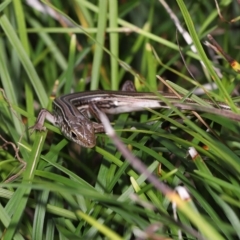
70, 131, 77, 139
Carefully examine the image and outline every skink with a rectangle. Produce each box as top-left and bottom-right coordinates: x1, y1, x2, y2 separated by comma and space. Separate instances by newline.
31, 87, 240, 148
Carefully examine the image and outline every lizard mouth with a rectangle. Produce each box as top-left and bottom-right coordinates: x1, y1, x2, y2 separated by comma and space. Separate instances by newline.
81, 138, 96, 148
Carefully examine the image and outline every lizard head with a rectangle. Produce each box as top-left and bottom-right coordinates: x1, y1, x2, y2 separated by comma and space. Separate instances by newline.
61, 120, 96, 148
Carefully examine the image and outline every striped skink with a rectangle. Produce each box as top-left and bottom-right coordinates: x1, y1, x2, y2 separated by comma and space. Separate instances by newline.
31, 86, 240, 148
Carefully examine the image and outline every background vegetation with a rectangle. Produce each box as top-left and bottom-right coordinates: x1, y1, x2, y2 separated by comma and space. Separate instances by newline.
0, 0, 240, 239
